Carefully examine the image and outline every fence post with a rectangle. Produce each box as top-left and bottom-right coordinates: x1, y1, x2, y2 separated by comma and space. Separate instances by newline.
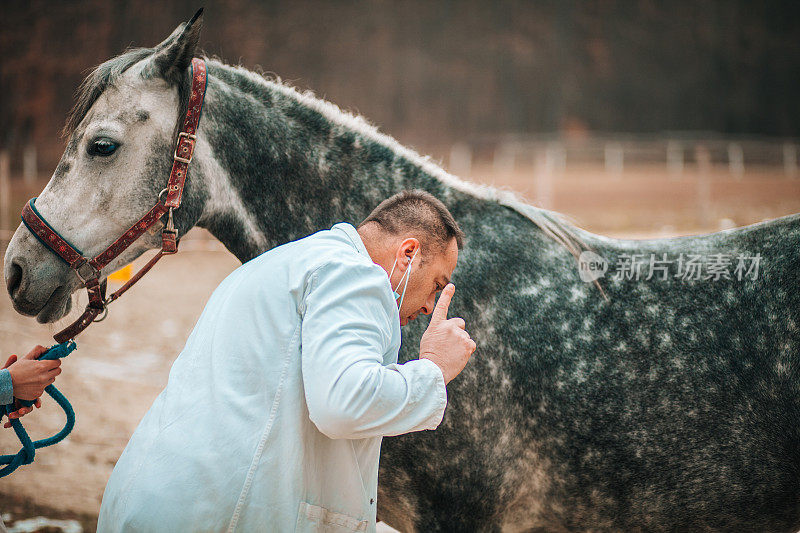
728, 143, 744, 178
695, 144, 712, 229
784, 143, 798, 178
548, 141, 566, 173
23, 144, 37, 185
667, 141, 684, 178
604, 142, 624, 177
449, 143, 472, 178
534, 142, 562, 209
493, 142, 516, 175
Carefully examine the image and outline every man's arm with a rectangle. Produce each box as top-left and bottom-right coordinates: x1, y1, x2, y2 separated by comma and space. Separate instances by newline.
301, 260, 447, 440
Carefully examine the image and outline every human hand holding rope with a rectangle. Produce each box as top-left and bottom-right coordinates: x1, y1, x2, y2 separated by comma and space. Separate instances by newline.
2, 345, 61, 427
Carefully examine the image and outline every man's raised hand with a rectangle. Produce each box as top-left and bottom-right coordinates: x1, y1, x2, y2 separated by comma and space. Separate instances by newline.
419, 284, 476, 384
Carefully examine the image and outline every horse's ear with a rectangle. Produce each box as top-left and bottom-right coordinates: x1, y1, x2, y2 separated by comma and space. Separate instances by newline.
146, 8, 204, 83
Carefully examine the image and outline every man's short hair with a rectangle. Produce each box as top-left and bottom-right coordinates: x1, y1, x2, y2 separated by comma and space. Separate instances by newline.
358, 190, 464, 254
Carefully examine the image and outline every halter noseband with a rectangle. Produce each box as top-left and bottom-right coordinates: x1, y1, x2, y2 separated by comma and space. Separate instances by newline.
21, 58, 208, 343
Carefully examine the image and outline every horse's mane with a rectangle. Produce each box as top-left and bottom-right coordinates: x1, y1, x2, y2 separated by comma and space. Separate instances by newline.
63, 47, 193, 143
64, 48, 151, 138
206, 57, 592, 266
63, 48, 592, 273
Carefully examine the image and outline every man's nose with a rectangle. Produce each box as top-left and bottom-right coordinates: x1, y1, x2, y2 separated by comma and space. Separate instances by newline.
421, 295, 436, 315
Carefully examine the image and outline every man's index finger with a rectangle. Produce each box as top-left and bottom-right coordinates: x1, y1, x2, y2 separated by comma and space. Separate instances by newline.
432, 283, 455, 322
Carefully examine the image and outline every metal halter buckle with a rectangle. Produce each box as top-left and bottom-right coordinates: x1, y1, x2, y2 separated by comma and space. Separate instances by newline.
158, 187, 170, 204
73, 259, 100, 285
93, 307, 109, 323
173, 132, 197, 164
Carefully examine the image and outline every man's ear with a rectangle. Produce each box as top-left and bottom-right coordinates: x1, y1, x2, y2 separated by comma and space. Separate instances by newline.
396, 238, 420, 269
144, 8, 204, 84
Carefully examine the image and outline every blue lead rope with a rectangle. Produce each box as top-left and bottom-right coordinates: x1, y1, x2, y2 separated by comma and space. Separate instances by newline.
0, 341, 77, 478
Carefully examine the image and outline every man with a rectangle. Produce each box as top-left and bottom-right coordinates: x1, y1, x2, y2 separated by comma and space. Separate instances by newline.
99, 189, 475, 532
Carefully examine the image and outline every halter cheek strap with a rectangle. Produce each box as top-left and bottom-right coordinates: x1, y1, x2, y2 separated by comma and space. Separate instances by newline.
20, 58, 208, 343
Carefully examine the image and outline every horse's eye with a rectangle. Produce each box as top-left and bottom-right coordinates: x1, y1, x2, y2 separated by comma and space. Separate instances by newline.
89, 138, 119, 157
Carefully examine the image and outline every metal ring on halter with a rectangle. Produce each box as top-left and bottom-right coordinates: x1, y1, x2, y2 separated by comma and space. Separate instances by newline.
158, 187, 169, 204
93, 307, 109, 323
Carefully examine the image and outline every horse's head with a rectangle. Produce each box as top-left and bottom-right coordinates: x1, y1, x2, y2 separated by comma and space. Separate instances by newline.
4, 12, 204, 323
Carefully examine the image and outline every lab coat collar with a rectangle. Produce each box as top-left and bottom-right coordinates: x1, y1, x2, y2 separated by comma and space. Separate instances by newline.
332, 222, 371, 259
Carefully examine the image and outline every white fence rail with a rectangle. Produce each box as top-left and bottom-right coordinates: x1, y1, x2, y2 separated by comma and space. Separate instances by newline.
450, 136, 800, 178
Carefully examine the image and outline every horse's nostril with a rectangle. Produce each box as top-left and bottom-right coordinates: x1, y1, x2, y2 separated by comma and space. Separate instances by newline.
6, 261, 23, 298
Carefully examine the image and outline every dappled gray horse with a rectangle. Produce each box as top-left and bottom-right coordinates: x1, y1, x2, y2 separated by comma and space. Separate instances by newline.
5, 12, 800, 532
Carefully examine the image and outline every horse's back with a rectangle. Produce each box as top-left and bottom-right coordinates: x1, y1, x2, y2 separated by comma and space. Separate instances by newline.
379, 207, 800, 532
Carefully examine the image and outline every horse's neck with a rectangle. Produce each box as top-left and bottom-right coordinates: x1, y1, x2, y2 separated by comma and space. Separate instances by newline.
196, 63, 447, 262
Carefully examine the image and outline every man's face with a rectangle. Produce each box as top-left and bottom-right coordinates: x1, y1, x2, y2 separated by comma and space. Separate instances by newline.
395, 238, 459, 326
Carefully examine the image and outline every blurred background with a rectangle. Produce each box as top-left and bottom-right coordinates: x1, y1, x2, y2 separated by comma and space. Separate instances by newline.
1, 1, 799, 531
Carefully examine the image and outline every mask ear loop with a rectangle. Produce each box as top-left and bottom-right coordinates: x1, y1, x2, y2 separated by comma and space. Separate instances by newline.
389, 260, 399, 296
390, 249, 415, 297
396, 248, 418, 310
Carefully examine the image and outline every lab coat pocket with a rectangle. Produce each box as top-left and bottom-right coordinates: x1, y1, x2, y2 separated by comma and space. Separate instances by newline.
294, 502, 368, 532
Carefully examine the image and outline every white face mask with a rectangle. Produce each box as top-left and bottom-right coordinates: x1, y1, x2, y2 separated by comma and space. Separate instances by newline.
388, 248, 418, 312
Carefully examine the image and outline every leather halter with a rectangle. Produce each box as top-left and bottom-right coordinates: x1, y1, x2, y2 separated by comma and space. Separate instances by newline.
21, 58, 208, 343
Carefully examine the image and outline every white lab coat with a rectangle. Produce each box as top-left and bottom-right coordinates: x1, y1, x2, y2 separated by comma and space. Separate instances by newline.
97, 222, 447, 532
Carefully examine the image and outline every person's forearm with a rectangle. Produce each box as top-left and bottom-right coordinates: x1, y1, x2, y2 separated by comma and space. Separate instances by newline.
301, 261, 450, 439
305, 356, 447, 440
0, 368, 13, 405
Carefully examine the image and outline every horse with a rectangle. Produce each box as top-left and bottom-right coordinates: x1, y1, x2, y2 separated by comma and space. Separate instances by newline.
5, 11, 800, 532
